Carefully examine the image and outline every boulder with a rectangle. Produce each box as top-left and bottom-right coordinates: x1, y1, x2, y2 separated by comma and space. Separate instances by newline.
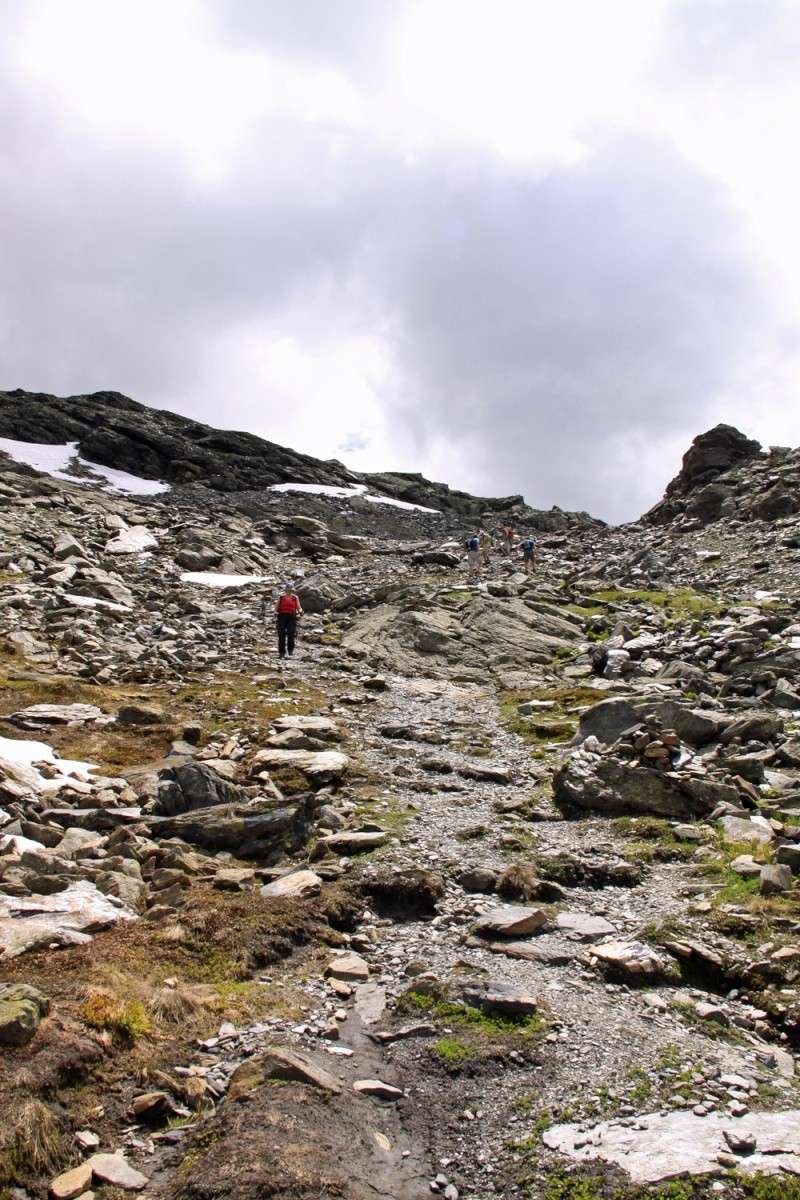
104, 526, 158, 554
260, 869, 322, 900
118, 703, 167, 726
760, 863, 794, 895
719, 815, 775, 847
155, 762, 246, 816
296, 576, 344, 614
591, 940, 667, 984
554, 748, 736, 819
571, 698, 639, 747
0, 981, 50, 1044
272, 715, 342, 741
313, 830, 388, 856
148, 797, 312, 860
250, 748, 349, 787
452, 979, 538, 1018
473, 905, 549, 938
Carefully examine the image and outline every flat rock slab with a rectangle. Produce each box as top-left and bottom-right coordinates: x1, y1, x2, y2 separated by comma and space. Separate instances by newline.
260, 869, 322, 899
272, 715, 342, 740
251, 748, 349, 785
353, 1079, 404, 1101
87, 1154, 148, 1190
10, 704, 103, 727
354, 982, 387, 1025
326, 952, 370, 982
473, 905, 549, 938
50, 1161, 93, 1200
315, 831, 388, 855
228, 1046, 342, 1097
454, 980, 538, 1017
543, 1109, 800, 1183
591, 940, 667, 983
0, 880, 136, 958
557, 912, 616, 942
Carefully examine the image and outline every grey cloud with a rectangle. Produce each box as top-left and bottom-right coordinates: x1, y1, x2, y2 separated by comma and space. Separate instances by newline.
210, 0, 397, 77
659, 0, 800, 88
0, 10, 778, 522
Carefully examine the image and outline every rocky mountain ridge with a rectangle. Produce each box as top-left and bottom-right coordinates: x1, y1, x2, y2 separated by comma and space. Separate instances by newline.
0, 394, 799, 1200
0, 388, 599, 529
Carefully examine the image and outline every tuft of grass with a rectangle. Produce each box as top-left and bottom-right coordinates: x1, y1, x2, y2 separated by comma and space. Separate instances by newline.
432, 1038, 473, 1068
81, 990, 152, 1041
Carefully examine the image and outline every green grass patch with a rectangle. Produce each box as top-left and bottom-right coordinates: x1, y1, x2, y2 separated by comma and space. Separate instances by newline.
585, 588, 723, 619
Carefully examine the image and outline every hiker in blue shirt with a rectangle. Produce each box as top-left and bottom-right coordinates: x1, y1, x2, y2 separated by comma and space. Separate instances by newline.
465, 532, 481, 578
520, 535, 537, 575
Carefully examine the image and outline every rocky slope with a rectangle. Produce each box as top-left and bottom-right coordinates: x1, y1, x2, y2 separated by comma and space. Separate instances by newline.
0, 388, 600, 528
0, 401, 799, 1200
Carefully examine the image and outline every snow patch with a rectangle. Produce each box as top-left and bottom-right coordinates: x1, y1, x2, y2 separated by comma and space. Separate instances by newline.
0, 438, 169, 495
270, 481, 439, 513
0, 735, 97, 792
64, 593, 131, 612
180, 572, 267, 588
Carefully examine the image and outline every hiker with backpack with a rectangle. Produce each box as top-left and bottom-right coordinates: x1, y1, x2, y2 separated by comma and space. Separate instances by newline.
520, 535, 537, 575
465, 532, 481, 578
275, 582, 303, 659
478, 528, 493, 567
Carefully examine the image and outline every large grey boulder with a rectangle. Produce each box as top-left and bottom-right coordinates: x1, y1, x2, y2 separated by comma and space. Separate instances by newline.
147, 797, 313, 860
571, 698, 638, 746
554, 748, 739, 818
296, 575, 344, 614
155, 762, 246, 816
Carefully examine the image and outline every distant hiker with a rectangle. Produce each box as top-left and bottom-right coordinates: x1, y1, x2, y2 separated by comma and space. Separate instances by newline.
503, 524, 516, 551
520, 535, 537, 575
478, 528, 492, 567
465, 533, 481, 578
276, 582, 303, 659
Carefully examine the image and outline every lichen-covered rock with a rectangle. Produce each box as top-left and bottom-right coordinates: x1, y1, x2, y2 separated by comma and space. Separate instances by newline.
0, 981, 50, 1044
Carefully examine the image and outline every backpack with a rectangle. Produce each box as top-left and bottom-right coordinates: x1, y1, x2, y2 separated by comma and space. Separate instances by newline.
277, 594, 298, 614
523, 539, 536, 553
467, 537, 479, 552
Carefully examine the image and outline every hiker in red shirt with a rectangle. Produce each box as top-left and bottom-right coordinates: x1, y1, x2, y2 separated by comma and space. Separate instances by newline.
275, 583, 303, 659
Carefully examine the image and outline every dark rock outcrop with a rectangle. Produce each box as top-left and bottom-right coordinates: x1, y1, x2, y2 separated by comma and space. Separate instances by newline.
645, 424, 761, 525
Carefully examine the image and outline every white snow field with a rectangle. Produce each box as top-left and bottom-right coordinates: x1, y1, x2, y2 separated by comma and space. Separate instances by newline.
0, 437, 169, 495
269, 481, 439, 513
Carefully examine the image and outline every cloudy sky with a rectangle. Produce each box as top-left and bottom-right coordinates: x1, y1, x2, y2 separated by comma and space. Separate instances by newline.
2, 1, 799, 521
